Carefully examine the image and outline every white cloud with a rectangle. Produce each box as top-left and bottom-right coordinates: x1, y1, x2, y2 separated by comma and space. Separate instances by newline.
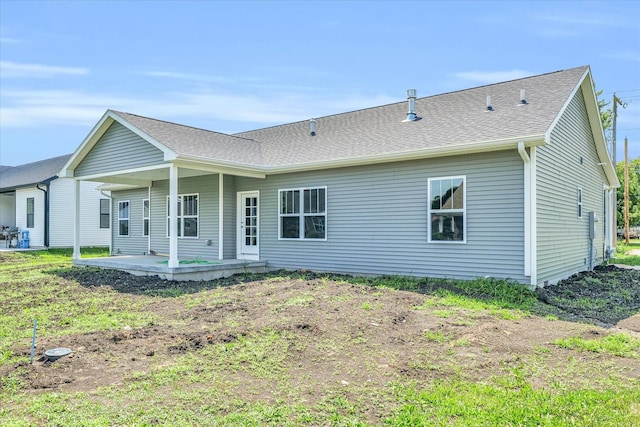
454, 70, 534, 84
0, 61, 88, 78
533, 13, 616, 27
0, 87, 396, 131
604, 50, 640, 63
0, 89, 133, 127
0, 37, 23, 44
138, 70, 232, 84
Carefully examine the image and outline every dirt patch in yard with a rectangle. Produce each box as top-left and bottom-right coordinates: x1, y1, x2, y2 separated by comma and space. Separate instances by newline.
3, 265, 639, 421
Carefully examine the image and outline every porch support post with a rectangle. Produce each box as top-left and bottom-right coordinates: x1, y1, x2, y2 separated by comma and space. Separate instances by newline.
218, 173, 224, 260
168, 164, 179, 268
72, 179, 81, 261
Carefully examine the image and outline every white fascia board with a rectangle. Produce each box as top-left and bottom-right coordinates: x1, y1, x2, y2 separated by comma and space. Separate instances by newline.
544, 69, 588, 145
60, 111, 115, 177
265, 135, 546, 175
61, 110, 178, 178
543, 68, 618, 188
73, 163, 169, 185
109, 112, 177, 160
579, 75, 619, 187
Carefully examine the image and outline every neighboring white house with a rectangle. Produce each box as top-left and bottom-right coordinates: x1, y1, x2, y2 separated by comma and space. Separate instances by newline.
0, 155, 111, 248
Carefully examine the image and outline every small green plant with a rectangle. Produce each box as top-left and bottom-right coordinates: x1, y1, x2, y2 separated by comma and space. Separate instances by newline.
554, 333, 640, 358
424, 330, 451, 343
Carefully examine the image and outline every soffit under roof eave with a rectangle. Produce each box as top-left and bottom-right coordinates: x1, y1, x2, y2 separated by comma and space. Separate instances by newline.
263, 136, 547, 175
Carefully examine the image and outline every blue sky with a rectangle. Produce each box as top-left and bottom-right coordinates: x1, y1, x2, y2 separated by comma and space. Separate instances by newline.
1, 0, 639, 167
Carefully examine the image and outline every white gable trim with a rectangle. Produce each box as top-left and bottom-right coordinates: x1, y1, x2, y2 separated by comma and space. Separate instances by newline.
60, 110, 177, 178
543, 67, 618, 188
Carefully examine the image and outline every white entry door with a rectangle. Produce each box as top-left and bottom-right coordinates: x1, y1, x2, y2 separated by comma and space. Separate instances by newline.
238, 191, 259, 259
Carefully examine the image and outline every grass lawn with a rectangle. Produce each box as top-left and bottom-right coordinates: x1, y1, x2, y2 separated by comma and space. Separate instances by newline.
610, 239, 640, 266
1, 249, 639, 426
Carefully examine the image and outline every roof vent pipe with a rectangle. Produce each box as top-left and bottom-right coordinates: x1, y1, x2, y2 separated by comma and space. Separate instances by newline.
520, 89, 527, 104
486, 95, 493, 111
405, 89, 417, 121
310, 118, 316, 136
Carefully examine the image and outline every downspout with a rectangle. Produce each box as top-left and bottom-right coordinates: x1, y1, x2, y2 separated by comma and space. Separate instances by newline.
518, 142, 537, 286
36, 183, 49, 248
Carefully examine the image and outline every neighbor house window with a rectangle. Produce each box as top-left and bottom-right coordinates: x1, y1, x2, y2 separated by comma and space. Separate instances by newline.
279, 187, 327, 240
428, 176, 466, 242
26, 197, 34, 228
118, 201, 130, 237
166, 194, 199, 238
99, 199, 110, 229
143, 199, 150, 237
577, 188, 583, 218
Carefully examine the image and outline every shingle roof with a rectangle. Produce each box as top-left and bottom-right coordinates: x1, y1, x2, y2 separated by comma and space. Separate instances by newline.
237, 66, 588, 167
0, 154, 72, 191
110, 112, 264, 167
107, 66, 588, 170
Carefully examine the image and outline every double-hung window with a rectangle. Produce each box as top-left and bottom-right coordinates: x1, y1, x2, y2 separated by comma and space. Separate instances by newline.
26, 198, 34, 228
279, 187, 326, 240
99, 199, 110, 229
428, 176, 466, 242
118, 201, 130, 237
166, 194, 198, 238
143, 199, 150, 237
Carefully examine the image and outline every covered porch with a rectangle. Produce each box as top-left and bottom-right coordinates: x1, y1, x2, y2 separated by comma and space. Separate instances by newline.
58, 110, 268, 276
75, 255, 268, 281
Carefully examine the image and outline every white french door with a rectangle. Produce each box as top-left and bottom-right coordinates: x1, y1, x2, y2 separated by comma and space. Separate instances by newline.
237, 191, 259, 259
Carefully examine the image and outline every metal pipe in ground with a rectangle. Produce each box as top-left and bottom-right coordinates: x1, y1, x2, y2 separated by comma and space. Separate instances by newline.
30, 319, 37, 364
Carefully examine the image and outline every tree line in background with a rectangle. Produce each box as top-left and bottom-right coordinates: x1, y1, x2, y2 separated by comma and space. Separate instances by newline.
617, 158, 640, 229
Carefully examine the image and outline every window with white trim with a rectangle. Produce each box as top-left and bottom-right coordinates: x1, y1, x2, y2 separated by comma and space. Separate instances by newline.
118, 201, 130, 237
143, 199, 150, 237
99, 199, 110, 229
428, 176, 466, 242
166, 194, 199, 238
26, 197, 34, 228
577, 188, 583, 218
279, 187, 326, 240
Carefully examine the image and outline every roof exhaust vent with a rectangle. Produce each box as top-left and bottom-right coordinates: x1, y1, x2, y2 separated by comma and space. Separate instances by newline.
403, 89, 418, 122
486, 95, 493, 111
310, 118, 316, 136
520, 89, 527, 104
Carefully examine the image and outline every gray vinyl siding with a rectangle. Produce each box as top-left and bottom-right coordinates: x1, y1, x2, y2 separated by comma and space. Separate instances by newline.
536, 88, 608, 285
75, 122, 165, 177
223, 175, 237, 259
236, 151, 527, 283
112, 188, 149, 255
148, 175, 220, 260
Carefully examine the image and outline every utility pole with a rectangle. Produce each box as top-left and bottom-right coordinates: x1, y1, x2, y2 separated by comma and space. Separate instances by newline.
624, 137, 629, 245
612, 94, 622, 164
611, 94, 625, 249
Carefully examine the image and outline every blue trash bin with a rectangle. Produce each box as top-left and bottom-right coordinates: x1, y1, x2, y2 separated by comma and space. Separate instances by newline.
22, 239, 29, 249
21, 230, 30, 240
